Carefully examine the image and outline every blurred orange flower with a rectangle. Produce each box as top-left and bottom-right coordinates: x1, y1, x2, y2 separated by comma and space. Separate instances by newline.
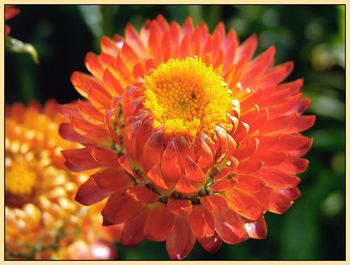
5, 100, 119, 260
60, 15, 315, 260
5, 6, 20, 36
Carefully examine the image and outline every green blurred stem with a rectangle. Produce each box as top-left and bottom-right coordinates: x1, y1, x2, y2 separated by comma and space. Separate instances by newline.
6, 36, 39, 64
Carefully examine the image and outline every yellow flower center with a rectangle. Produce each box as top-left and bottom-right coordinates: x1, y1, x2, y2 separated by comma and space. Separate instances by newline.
143, 57, 233, 138
6, 163, 37, 196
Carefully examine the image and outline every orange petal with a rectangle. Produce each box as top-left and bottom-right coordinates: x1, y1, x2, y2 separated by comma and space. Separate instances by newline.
71, 71, 107, 100
289, 115, 316, 133
166, 217, 196, 260
161, 139, 183, 183
186, 205, 215, 238
100, 36, 121, 57
120, 208, 148, 246
62, 147, 100, 172
92, 169, 131, 192
198, 233, 222, 254
214, 208, 246, 244
102, 193, 144, 224
103, 69, 124, 96
144, 203, 175, 241
167, 199, 192, 216
75, 177, 112, 206
85, 52, 104, 81
77, 99, 104, 125
127, 185, 158, 204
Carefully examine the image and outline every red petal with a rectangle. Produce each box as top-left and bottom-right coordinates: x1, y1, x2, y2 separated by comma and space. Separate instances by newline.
244, 216, 267, 239
75, 177, 111, 206
90, 146, 120, 168
102, 193, 144, 224
224, 188, 264, 220
201, 194, 228, 213
258, 61, 294, 87
59, 123, 94, 145
141, 131, 164, 172
234, 34, 257, 65
167, 199, 192, 216
174, 177, 198, 194
161, 139, 183, 183
100, 36, 121, 57
235, 175, 265, 193
166, 217, 196, 260
214, 208, 246, 244
257, 168, 300, 189
210, 179, 234, 192
233, 137, 259, 160
196, 137, 214, 169
92, 169, 131, 192
127, 185, 158, 204
62, 147, 100, 172
272, 156, 309, 174
186, 205, 215, 238
120, 208, 148, 246
144, 203, 175, 241
147, 165, 169, 191
254, 187, 298, 214
198, 233, 223, 254
103, 69, 124, 96
289, 115, 316, 133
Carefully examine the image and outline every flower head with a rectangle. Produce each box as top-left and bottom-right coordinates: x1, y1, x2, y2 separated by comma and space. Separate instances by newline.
60, 15, 315, 260
5, 100, 118, 260
5, 6, 20, 36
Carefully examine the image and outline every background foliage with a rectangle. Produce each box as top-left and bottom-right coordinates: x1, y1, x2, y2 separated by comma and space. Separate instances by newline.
5, 5, 345, 260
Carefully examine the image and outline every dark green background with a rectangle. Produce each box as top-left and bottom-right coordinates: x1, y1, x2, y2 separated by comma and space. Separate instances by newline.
5, 5, 345, 260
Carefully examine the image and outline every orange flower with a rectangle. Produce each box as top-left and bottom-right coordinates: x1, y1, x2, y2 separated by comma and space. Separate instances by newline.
5, 100, 118, 260
60, 16, 315, 260
5, 6, 20, 36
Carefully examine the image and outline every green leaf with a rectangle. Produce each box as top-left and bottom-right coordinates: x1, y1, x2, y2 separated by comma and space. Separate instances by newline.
6, 36, 39, 64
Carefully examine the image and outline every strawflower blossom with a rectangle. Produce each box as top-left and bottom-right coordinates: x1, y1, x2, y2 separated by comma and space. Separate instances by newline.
60, 15, 315, 260
5, 100, 119, 260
